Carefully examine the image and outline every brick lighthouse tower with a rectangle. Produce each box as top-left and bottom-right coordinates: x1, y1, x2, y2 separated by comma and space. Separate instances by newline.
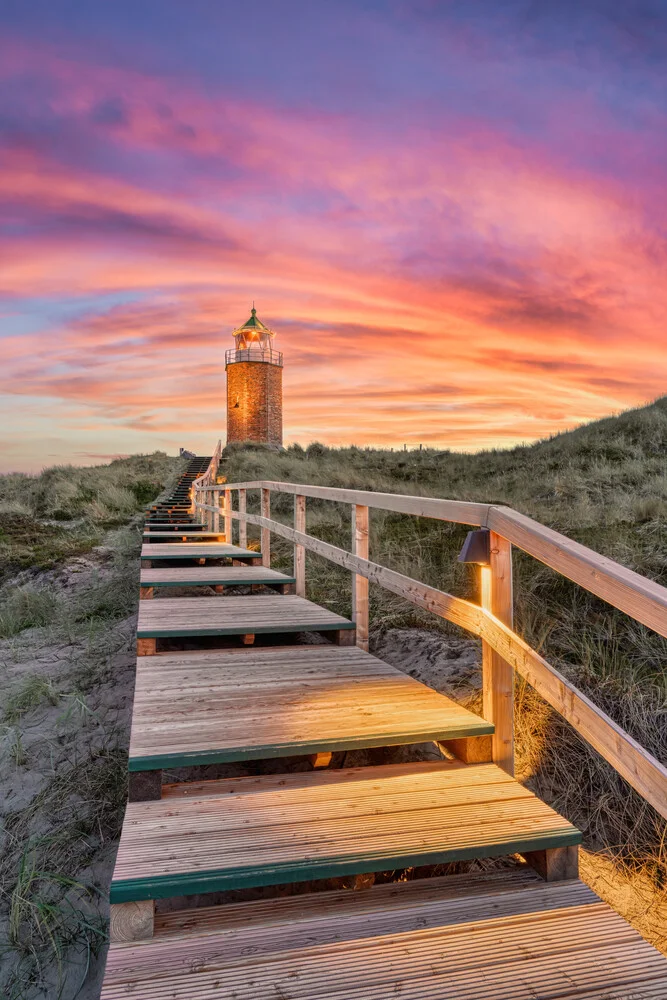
225, 306, 283, 448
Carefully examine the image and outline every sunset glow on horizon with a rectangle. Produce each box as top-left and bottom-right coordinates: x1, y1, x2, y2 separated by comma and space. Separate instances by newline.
2, 1, 667, 472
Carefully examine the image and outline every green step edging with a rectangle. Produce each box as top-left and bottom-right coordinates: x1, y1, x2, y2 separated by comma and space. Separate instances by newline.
128, 722, 495, 770
109, 829, 582, 902
139, 552, 261, 562
135, 620, 355, 638
140, 575, 296, 587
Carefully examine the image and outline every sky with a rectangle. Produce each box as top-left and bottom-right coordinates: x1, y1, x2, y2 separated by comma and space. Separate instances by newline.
1, 0, 667, 471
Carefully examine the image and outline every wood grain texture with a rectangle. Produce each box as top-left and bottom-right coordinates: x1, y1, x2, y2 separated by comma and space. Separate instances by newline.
219, 480, 490, 526
140, 542, 260, 562
143, 523, 205, 530
223, 488, 232, 543
488, 505, 667, 639
109, 901, 154, 943
238, 489, 247, 549
261, 488, 271, 567
101, 872, 667, 998
109, 760, 580, 901
478, 612, 667, 821
136, 594, 354, 638
482, 533, 514, 775
127, 645, 493, 769
141, 532, 226, 542
523, 845, 579, 881
139, 566, 294, 588
294, 493, 306, 597
353, 505, 369, 652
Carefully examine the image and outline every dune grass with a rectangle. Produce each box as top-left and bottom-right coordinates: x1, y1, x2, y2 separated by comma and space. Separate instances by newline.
0, 455, 184, 998
0, 453, 184, 579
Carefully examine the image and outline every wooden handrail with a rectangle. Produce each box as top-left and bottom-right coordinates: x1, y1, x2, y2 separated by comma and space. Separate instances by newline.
196, 480, 489, 526
196, 480, 667, 638
218, 504, 667, 821
487, 506, 667, 639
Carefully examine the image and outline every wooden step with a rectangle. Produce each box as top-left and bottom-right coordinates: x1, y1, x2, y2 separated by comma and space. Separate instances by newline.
139, 565, 295, 590
141, 531, 227, 542
109, 760, 580, 903
136, 594, 355, 640
143, 523, 205, 531
101, 870, 667, 998
140, 542, 261, 563
127, 645, 493, 771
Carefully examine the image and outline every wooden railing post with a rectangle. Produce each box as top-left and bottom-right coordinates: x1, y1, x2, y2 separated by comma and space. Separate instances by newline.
352, 505, 369, 651
294, 495, 306, 597
224, 489, 232, 543
212, 485, 220, 533
482, 532, 514, 775
261, 488, 271, 567
238, 489, 247, 549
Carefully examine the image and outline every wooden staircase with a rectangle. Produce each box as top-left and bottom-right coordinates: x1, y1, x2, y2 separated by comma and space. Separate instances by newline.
100, 455, 667, 997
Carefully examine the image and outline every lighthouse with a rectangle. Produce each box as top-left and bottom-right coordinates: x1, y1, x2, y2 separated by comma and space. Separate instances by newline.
225, 306, 283, 448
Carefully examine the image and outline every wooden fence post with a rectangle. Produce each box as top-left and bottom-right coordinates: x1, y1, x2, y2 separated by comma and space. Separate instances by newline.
352, 505, 369, 651
239, 489, 247, 549
224, 489, 232, 543
261, 488, 271, 567
295, 494, 306, 597
482, 532, 514, 775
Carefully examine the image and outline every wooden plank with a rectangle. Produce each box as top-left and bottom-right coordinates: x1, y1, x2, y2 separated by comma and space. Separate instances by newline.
109, 761, 580, 901
143, 523, 204, 530
136, 594, 355, 638
224, 488, 232, 543
142, 532, 226, 541
294, 494, 306, 598
523, 845, 579, 881
487, 505, 667, 639
140, 543, 260, 562
353, 505, 369, 651
127, 645, 493, 770
482, 532, 514, 775
150, 867, 544, 938
477, 612, 667, 821
139, 566, 295, 588
238, 488, 247, 548
261, 488, 271, 567
221, 480, 490, 526
101, 877, 667, 999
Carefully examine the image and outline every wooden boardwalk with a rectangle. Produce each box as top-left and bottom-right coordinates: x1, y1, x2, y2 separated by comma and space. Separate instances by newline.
100, 453, 667, 997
